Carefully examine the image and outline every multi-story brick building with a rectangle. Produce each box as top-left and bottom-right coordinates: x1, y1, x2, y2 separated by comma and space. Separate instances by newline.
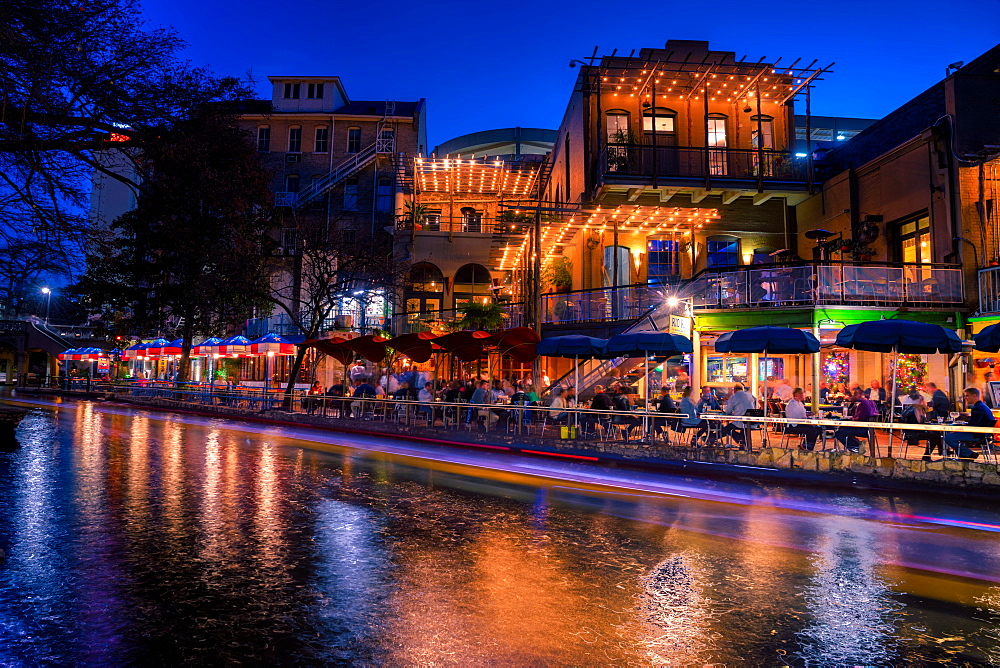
538, 40, 832, 394
796, 44, 1000, 391
240, 76, 427, 335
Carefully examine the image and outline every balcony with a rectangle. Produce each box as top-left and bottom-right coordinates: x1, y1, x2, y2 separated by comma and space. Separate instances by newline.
600, 144, 809, 191
541, 262, 964, 325
979, 267, 1000, 315
394, 216, 530, 236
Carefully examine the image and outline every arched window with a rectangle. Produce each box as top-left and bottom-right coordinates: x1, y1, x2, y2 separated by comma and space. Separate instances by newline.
605, 110, 630, 143
454, 263, 492, 304
706, 234, 740, 268
408, 263, 444, 293
642, 107, 676, 134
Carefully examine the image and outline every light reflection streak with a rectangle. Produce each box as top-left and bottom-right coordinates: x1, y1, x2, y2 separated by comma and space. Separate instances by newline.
795, 518, 901, 665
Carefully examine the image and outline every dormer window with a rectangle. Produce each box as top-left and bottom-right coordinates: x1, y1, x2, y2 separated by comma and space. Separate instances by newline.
283, 83, 300, 99
306, 83, 324, 99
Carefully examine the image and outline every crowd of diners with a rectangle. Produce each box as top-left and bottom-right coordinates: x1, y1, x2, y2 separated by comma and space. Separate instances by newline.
292, 360, 994, 461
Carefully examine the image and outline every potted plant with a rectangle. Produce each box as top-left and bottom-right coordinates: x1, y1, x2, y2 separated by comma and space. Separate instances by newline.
542, 257, 573, 292
457, 302, 505, 331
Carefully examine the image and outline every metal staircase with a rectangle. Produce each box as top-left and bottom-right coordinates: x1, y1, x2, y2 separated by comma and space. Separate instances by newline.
294, 99, 399, 210
547, 297, 678, 399
294, 143, 379, 209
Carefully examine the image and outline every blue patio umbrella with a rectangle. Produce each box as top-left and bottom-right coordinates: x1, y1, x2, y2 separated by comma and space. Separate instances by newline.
835, 319, 963, 446
836, 319, 963, 355
603, 331, 693, 356
973, 323, 1000, 353
715, 326, 820, 354
536, 335, 612, 359
714, 326, 820, 415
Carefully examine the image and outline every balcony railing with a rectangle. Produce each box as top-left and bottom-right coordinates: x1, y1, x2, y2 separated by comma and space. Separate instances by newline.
980, 267, 1000, 315
542, 262, 964, 325
394, 216, 531, 236
601, 144, 808, 184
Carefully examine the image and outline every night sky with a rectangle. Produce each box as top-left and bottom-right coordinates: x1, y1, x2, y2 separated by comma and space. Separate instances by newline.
144, 0, 998, 148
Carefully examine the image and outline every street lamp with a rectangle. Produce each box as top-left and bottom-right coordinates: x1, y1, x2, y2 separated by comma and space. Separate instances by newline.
41, 287, 51, 325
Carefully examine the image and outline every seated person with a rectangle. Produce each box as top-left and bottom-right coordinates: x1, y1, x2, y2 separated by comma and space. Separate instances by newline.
722, 384, 757, 447
900, 396, 942, 460
351, 378, 377, 417
610, 385, 640, 438
548, 386, 569, 424
943, 387, 994, 460
783, 387, 820, 450
835, 387, 879, 453
677, 386, 705, 444
652, 386, 677, 435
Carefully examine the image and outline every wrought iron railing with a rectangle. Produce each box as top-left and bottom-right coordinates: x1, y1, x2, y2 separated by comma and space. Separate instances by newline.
980, 267, 1000, 315
601, 144, 808, 182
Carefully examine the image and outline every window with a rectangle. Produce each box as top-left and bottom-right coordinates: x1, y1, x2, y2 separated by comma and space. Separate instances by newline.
288, 126, 301, 153
707, 235, 740, 268
314, 126, 329, 152
606, 111, 630, 142
751, 115, 775, 176
306, 83, 324, 99
257, 126, 270, 152
898, 215, 931, 264
707, 115, 728, 175
408, 263, 444, 292
347, 127, 361, 153
344, 177, 359, 211
751, 115, 774, 150
376, 128, 394, 152
308, 175, 325, 209
647, 238, 680, 284
376, 176, 393, 212
642, 108, 676, 133
454, 263, 492, 301
563, 134, 571, 201
283, 83, 300, 99
461, 207, 482, 232
284, 174, 300, 193
281, 228, 297, 255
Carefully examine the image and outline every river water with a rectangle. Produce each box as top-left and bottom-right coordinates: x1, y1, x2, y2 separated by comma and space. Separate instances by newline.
1, 397, 999, 665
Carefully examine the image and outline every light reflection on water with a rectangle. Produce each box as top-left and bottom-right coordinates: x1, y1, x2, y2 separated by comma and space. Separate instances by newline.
0, 401, 998, 664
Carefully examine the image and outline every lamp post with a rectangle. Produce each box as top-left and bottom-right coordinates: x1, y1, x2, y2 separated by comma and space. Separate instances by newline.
41, 287, 51, 325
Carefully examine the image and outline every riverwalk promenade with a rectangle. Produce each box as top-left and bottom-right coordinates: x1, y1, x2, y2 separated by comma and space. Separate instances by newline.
14, 381, 1000, 495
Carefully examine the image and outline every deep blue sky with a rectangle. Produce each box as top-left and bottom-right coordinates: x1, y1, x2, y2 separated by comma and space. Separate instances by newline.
143, 0, 999, 148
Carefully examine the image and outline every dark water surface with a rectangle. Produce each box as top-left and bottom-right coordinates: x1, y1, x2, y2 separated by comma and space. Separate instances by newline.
1, 397, 1000, 666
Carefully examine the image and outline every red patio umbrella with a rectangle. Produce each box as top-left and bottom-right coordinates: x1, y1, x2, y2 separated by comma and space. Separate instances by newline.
488, 327, 540, 363
304, 337, 353, 364
385, 331, 439, 363
433, 330, 492, 362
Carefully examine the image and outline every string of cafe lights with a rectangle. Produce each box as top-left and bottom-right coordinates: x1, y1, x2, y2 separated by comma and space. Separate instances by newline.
498, 204, 722, 271
413, 157, 539, 196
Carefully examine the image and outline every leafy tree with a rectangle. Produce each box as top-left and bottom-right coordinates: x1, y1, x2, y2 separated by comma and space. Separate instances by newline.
457, 302, 505, 331
78, 105, 276, 380
0, 0, 253, 280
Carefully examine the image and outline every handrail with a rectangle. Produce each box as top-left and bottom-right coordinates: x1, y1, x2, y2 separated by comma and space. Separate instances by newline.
295, 142, 378, 208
